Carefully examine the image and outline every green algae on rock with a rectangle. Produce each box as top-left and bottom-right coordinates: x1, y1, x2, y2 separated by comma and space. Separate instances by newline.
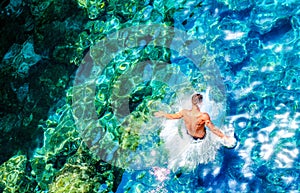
48, 156, 115, 193
0, 155, 35, 192
27, 100, 123, 192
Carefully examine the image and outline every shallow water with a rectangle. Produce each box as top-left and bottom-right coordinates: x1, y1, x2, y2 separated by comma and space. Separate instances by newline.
0, 0, 299, 192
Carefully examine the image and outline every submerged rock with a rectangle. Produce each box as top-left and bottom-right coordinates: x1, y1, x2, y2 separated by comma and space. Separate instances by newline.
0, 155, 34, 192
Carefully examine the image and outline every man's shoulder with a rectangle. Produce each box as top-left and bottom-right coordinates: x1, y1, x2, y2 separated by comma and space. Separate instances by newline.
201, 112, 211, 120
179, 109, 189, 114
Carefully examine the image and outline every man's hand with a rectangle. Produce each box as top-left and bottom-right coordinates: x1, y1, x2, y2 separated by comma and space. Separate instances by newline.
221, 135, 237, 148
154, 111, 165, 117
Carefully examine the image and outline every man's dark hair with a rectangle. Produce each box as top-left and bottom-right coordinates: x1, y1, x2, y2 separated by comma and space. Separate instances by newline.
192, 93, 203, 105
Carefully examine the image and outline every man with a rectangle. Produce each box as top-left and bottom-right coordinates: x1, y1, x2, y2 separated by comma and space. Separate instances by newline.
154, 93, 234, 143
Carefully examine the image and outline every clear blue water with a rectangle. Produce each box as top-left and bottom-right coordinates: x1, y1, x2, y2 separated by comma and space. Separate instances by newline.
113, 0, 300, 192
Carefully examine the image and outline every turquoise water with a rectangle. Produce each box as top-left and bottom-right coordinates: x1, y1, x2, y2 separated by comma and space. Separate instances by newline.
0, 0, 299, 192
114, 1, 300, 192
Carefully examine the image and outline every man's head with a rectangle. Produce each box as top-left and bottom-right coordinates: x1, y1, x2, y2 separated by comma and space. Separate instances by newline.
191, 93, 203, 105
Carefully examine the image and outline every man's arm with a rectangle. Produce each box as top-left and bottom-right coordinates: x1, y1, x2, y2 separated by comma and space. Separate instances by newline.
154, 110, 183, 119
205, 119, 225, 138
202, 113, 225, 138
206, 117, 237, 148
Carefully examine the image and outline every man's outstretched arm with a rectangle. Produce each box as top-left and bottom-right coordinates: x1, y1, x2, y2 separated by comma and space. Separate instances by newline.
201, 113, 225, 138
204, 113, 236, 148
154, 111, 183, 119
205, 119, 225, 138
205, 117, 236, 148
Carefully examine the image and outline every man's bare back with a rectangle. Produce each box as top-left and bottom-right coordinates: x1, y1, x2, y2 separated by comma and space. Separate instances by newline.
180, 110, 208, 139
154, 94, 228, 140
